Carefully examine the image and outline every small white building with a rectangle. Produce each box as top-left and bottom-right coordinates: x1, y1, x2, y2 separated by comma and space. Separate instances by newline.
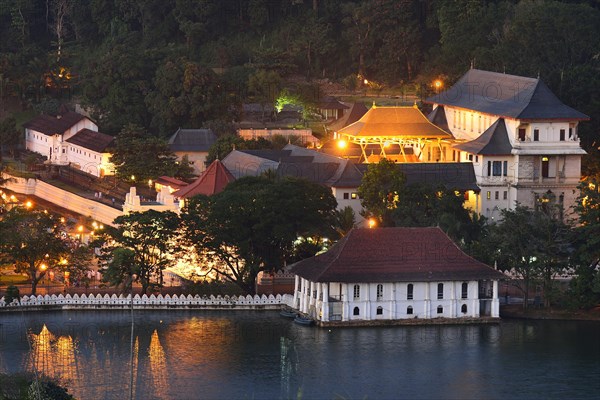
290, 227, 505, 325
23, 110, 115, 177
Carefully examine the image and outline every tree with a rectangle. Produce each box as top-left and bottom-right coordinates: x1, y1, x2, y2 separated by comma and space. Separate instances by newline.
357, 158, 405, 226
333, 205, 356, 237
181, 176, 337, 294
247, 69, 281, 120
109, 124, 183, 182
101, 210, 180, 294
0, 207, 70, 295
205, 134, 274, 164
0, 117, 20, 161
488, 205, 571, 309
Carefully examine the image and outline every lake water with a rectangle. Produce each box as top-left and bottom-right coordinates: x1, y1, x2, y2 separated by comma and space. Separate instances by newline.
0, 311, 598, 399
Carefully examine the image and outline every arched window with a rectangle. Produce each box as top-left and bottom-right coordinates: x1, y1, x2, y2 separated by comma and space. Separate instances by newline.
437, 305, 443, 314
353, 285, 360, 299
407, 284, 414, 300
461, 304, 468, 314
461, 282, 468, 299
353, 307, 360, 316
376, 284, 383, 300
437, 283, 444, 300
407, 306, 413, 315
376, 306, 383, 315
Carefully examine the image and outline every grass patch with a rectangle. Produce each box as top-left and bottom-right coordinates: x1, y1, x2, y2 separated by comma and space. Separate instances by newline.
0, 274, 29, 285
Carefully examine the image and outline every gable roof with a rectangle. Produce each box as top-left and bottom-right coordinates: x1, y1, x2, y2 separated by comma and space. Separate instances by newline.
453, 119, 513, 155
155, 176, 188, 190
425, 69, 589, 121
23, 111, 87, 135
65, 129, 114, 153
172, 160, 235, 198
317, 97, 350, 110
356, 162, 479, 192
337, 106, 453, 139
168, 128, 217, 152
290, 227, 505, 283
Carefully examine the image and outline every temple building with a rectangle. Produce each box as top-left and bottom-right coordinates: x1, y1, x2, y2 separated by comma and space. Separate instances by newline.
426, 69, 589, 219
290, 227, 505, 325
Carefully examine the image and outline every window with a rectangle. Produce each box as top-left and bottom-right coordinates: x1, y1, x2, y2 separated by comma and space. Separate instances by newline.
62, 148, 66, 153
475, 156, 479, 163
407, 306, 413, 315
313, 290, 317, 299
495, 191, 499, 200
461, 282, 468, 299
461, 304, 468, 314
478, 115, 482, 133
468, 154, 473, 161
351, 193, 358, 199
503, 161, 508, 176
437, 283, 444, 300
376, 284, 383, 300
534, 129, 539, 141
353, 285, 360, 299
452, 150, 456, 161
518, 128, 526, 141
353, 307, 360, 316
568, 127, 573, 139
343, 193, 349, 200
559, 129, 565, 141
407, 284, 413, 300
542, 157, 549, 178
492, 161, 502, 176
297, 280, 301, 291
503, 191, 508, 200
376, 306, 383, 315
453, 110, 456, 128
486, 191, 491, 200
487, 161, 491, 176
437, 306, 443, 314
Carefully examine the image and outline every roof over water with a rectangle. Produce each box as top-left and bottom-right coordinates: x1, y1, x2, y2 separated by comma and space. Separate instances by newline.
337, 106, 453, 139
291, 227, 505, 282
425, 69, 589, 121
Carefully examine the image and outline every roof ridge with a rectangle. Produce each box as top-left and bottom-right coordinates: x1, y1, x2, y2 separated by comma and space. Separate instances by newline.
312, 230, 353, 281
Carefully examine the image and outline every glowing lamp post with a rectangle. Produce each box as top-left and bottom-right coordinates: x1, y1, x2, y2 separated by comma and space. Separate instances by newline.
434, 79, 443, 94
40, 263, 48, 294
368, 218, 376, 229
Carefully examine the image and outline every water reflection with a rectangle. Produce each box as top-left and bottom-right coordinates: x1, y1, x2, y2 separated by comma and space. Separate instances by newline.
1, 313, 598, 400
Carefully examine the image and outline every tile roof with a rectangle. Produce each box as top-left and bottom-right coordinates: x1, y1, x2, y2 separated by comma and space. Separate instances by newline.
327, 102, 369, 132
172, 160, 235, 198
291, 227, 505, 283
65, 129, 114, 153
356, 162, 480, 192
168, 128, 216, 152
453, 119, 513, 155
23, 111, 87, 135
317, 97, 349, 110
425, 69, 589, 120
155, 176, 189, 190
337, 106, 454, 139
427, 105, 450, 132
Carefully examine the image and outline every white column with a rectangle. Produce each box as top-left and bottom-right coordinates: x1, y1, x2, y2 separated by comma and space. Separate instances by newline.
316, 282, 322, 319
293, 275, 299, 309
365, 283, 371, 320
391, 282, 396, 319
450, 281, 456, 318
322, 283, 329, 321
492, 280, 500, 318
424, 282, 430, 318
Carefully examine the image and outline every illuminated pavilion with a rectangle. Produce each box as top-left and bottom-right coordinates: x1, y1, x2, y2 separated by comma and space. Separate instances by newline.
334, 104, 454, 163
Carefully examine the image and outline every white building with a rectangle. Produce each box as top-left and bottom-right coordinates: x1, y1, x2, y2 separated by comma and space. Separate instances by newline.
23, 110, 115, 177
290, 227, 505, 325
426, 69, 589, 220
168, 128, 217, 175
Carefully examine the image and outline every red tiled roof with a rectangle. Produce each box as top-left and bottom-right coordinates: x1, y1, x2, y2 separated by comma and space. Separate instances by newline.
291, 227, 505, 283
23, 112, 87, 135
156, 176, 189, 190
172, 160, 235, 198
65, 129, 114, 153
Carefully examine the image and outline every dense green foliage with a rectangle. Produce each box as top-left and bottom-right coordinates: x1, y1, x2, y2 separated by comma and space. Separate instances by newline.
180, 176, 338, 294
0, 373, 74, 400
0, 0, 597, 170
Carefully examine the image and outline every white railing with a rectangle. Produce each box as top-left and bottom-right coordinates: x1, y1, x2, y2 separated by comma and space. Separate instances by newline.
0, 293, 288, 310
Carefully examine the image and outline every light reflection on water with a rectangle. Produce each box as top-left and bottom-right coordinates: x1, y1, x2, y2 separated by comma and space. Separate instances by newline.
0, 311, 599, 399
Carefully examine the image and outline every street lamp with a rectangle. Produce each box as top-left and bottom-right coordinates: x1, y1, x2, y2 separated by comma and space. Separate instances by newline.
40, 263, 48, 295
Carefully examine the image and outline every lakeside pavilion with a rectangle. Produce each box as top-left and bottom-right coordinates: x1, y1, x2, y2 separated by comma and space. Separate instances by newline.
334, 104, 454, 163
290, 227, 506, 324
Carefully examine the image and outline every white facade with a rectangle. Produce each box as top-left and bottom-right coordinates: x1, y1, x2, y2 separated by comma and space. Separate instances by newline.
292, 277, 500, 322
440, 104, 585, 218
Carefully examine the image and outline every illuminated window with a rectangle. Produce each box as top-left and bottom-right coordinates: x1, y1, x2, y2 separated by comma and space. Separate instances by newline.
376, 284, 383, 300
407, 284, 414, 300
351, 193, 358, 199
437, 283, 444, 300
486, 191, 491, 200
376, 306, 383, 315
353, 285, 360, 299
